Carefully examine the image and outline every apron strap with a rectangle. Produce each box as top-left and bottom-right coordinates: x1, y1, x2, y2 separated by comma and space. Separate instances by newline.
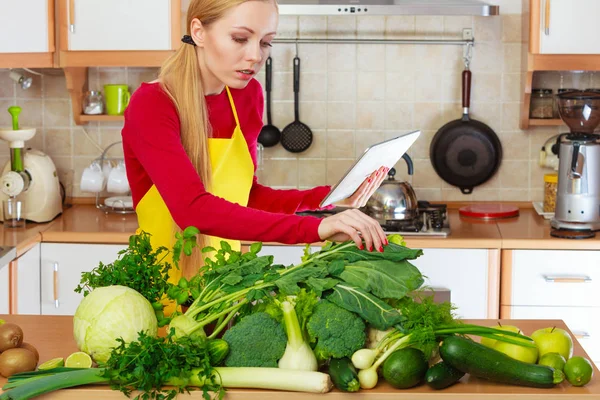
225, 86, 241, 128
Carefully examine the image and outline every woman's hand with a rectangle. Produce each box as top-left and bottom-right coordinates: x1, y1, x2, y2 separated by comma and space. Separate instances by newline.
334, 166, 389, 208
317, 209, 388, 252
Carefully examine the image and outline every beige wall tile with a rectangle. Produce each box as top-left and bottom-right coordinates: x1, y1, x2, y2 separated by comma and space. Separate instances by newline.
326, 130, 355, 158
530, 188, 544, 202
128, 68, 159, 92
414, 188, 442, 201
357, 16, 385, 37
262, 159, 298, 187
442, 73, 461, 103
385, 16, 415, 38
0, 100, 15, 127
327, 44, 356, 72
299, 16, 327, 38
298, 129, 326, 158
502, 103, 522, 131
474, 16, 502, 42
277, 16, 299, 38
270, 43, 295, 72
300, 101, 327, 129
502, 15, 522, 43
73, 126, 101, 157
443, 16, 474, 37
327, 102, 356, 129
413, 158, 444, 188
471, 73, 502, 104
296, 44, 327, 72
409, 130, 435, 159
298, 159, 327, 187
357, 45, 385, 72
0, 70, 15, 98
43, 73, 68, 99
355, 131, 386, 158
415, 16, 444, 39
271, 100, 294, 128
499, 160, 529, 188
470, 103, 503, 131
470, 42, 503, 73
414, 45, 445, 73
502, 73, 522, 102
414, 73, 443, 102
503, 43, 522, 73
44, 100, 71, 127
500, 189, 530, 201
385, 73, 415, 102
46, 129, 72, 157
327, 16, 356, 39
100, 128, 123, 151
98, 68, 127, 89
385, 45, 417, 75
327, 72, 356, 101
385, 103, 414, 130
500, 131, 530, 160
413, 103, 444, 131
473, 189, 501, 201
28, 128, 45, 151
326, 159, 354, 186
442, 187, 474, 201
358, 72, 385, 102
15, 99, 43, 127
272, 72, 293, 101
530, 162, 549, 190
356, 102, 385, 130
300, 72, 327, 101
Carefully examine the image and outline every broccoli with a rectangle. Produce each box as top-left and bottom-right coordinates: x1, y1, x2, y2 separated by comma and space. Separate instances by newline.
222, 312, 287, 367
306, 300, 366, 364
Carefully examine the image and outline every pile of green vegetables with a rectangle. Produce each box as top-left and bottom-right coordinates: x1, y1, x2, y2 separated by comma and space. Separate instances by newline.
0, 229, 551, 400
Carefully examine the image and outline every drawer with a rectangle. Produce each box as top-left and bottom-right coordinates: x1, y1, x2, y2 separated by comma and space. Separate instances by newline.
507, 305, 600, 364
510, 250, 600, 307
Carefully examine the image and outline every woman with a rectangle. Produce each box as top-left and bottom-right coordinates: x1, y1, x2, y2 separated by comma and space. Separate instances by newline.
121, 0, 388, 280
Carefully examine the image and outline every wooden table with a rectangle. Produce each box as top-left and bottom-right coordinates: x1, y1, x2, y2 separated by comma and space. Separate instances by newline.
1, 316, 599, 399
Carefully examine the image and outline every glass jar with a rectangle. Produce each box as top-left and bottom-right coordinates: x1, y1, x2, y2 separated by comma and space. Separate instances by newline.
554, 88, 576, 118
543, 173, 558, 213
83, 91, 104, 115
530, 88, 554, 119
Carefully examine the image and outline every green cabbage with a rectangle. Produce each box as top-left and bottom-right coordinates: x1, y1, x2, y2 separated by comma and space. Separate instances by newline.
73, 285, 158, 364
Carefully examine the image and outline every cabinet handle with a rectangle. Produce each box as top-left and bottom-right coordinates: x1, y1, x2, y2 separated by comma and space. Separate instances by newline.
53, 262, 60, 308
543, 275, 591, 283
69, 0, 75, 33
572, 331, 591, 339
544, 0, 551, 35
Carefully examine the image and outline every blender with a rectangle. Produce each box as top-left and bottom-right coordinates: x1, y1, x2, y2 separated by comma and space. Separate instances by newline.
0, 106, 63, 224
550, 91, 600, 238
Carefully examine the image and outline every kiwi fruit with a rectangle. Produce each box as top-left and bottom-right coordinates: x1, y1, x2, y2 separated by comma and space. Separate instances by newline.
0, 323, 24, 352
20, 342, 39, 364
0, 348, 37, 377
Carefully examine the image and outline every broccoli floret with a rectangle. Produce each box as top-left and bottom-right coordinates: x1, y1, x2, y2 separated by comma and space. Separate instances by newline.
306, 300, 366, 364
222, 312, 287, 367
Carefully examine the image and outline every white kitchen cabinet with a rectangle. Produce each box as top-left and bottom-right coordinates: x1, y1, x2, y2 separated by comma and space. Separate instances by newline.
66, 0, 173, 51
0, 0, 52, 53
0, 264, 9, 314
15, 244, 41, 315
537, 0, 600, 54
40, 243, 127, 316
507, 249, 600, 307
411, 248, 490, 319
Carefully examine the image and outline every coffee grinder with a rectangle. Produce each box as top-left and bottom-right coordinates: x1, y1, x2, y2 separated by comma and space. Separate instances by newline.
551, 91, 600, 239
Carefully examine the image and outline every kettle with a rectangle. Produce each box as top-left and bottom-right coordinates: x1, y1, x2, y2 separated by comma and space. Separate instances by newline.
365, 153, 418, 221
539, 134, 560, 170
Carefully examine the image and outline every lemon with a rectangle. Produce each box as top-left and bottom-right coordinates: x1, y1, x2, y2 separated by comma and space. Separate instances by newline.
564, 356, 594, 387
538, 352, 566, 372
38, 357, 65, 370
65, 352, 93, 368
0, 319, 5, 325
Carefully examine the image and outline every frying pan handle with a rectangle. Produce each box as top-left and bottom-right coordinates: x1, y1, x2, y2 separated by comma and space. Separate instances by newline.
462, 69, 472, 112
265, 56, 272, 92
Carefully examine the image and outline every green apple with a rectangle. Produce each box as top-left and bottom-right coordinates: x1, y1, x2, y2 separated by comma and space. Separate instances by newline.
531, 327, 574, 360
494, 335, 539, 364
481, 325, 521, 348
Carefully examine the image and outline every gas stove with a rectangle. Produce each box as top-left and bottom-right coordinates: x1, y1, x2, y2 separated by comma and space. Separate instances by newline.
298, 201, 450, 237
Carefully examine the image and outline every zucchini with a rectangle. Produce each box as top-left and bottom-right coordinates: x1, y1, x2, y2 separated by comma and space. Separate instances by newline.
329, 357, 360, 392
207, 339, 229, 366
425, 361, 465, 390
440, 336, 564, 388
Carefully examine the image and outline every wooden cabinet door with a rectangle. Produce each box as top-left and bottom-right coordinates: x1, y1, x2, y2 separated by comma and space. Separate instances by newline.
0, 265, 8, 314
411, 248, 491, 319
67, 0, 173, 51
40, 243, 127, 315
538, 0, 600, 54
0, 0, 52, 53
15, 244, 41, 315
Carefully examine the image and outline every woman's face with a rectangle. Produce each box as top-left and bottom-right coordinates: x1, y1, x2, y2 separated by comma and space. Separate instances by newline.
193, 1, 278, 95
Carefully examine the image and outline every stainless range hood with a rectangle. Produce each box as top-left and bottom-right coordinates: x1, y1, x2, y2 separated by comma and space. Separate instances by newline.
277, 0, 499, 16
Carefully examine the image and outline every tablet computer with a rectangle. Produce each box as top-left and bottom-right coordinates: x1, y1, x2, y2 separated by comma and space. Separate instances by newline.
319, 130, 421, 208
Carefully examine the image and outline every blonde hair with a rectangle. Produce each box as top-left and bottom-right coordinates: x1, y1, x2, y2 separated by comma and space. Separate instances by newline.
158, 0, 249, 278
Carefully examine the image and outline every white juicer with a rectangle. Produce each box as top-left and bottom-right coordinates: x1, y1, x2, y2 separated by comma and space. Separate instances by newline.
0, 106, 62, 223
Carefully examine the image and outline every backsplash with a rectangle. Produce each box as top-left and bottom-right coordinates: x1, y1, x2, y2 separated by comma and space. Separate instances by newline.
1, 0, 597, 202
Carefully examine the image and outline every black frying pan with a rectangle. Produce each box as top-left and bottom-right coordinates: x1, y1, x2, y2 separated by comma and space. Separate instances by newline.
429, 68, 502, 194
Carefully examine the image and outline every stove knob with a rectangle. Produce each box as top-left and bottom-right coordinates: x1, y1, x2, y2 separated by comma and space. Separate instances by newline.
0, 171, 25, 197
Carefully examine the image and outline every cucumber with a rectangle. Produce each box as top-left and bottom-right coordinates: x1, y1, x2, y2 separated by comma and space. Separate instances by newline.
425, 361, 465, 390
329, 357, 360, 392
207, 339, 229, 366
440, 336, 564, 388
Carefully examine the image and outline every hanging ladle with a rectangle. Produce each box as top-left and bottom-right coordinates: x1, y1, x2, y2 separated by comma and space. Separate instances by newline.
257, 57, 281, 147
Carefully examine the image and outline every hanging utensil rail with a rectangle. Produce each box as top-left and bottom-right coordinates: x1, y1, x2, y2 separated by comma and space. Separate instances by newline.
273, 38, 474, 46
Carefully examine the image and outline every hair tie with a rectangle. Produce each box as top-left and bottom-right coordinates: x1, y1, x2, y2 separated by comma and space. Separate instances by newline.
181, 35, 196, 46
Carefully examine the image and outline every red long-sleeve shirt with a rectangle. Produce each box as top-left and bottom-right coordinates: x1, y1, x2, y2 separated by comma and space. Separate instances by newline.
122, 80, 331, 244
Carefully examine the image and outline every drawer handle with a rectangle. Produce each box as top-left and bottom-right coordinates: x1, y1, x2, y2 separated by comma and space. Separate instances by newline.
572, 331, 591, 339
543, 275, 592, 283
69, 0, 75, 33
544, 0, 551, 35
53, 262, 60, 308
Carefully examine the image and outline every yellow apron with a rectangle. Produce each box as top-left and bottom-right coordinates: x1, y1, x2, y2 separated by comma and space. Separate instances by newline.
135, 87, 254, 311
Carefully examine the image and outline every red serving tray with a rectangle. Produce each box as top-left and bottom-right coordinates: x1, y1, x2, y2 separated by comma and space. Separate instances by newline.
458, 204, 520, 219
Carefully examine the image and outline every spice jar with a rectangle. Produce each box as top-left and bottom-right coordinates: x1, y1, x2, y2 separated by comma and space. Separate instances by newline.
554, 88, 576, 118
543, 173, 558, 213
83, 91, 104, 115
530, 88, 554, 119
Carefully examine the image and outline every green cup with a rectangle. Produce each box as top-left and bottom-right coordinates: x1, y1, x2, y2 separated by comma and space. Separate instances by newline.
103, 84, 131, 115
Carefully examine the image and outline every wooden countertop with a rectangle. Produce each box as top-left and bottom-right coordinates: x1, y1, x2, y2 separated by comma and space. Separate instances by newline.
0, 316, 598, 399
4, 204, 600, 254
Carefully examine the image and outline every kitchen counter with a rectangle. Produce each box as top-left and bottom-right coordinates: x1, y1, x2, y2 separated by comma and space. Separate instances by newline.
3, 204, 600, 255
0, 315, 599, 399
